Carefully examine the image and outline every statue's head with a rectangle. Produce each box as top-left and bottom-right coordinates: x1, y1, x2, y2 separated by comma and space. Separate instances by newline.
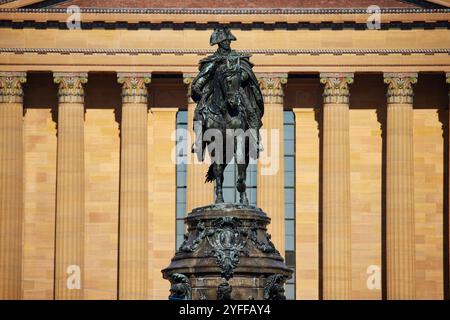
217, 282, 232, 300
264, 274, 287, 300
168, 273, 191, 300
210, 27, 236, 50
169, 283, 188, 299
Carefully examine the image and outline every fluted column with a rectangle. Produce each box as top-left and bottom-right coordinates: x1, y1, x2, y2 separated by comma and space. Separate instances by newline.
384, 73, 417, 300
117, 73, 150, 300
184, 74, 213, 211
320, 73, 353, 300
257, 74, 287, 254
0, 72, 26, 299
447, 73, 450, 299
53, 72, 88, 300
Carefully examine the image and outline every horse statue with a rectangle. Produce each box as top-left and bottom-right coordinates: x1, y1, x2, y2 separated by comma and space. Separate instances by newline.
190, 27, 264, 205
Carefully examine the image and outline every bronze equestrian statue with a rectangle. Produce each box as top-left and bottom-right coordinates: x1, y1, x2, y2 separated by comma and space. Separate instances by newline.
190, 27, 264, 205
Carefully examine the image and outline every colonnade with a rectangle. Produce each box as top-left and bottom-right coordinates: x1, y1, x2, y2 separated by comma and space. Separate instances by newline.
0, 71, 448, 299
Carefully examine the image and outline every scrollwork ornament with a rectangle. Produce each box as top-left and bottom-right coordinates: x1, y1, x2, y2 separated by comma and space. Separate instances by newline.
177, 221, 208, 253
249, 222, 279, 254
206, 217, 249, 280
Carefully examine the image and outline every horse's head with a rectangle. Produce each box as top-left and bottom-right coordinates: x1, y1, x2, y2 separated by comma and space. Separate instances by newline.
218, 56, 241, 110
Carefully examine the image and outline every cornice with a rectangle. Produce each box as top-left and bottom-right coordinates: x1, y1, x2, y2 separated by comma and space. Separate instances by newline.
1, 48, 449, 55
0, 7, 448, 28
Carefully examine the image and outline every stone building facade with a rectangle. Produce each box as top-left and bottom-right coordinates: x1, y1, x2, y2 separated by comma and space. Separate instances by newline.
0, 0, 449, 300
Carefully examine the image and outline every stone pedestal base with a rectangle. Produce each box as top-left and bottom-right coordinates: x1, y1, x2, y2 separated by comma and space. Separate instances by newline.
162, 204, 292, 300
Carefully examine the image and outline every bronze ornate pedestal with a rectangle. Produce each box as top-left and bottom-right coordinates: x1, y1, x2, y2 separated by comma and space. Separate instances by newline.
162, 203, 292, 300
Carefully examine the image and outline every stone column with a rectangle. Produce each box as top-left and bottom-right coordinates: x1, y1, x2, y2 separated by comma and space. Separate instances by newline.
447, 73, 450, 299
53, 72, 88, 300
117, 73, 151, 300
320, 73, 353, 300
257, 74, 287, 254
0, 72, 26, 299
383, 73, 417, 300
184, 74, 213, 211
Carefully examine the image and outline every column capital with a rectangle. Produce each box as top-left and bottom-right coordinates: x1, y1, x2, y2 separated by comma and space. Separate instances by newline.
183, 73, 197, 102
257, 73, 288, 104
182, 73, 197, 84
53, 72, 88, 104
117, 73, 152, 104
383, 72, 418, 104
0, 72, 27, 103
319, 73, 354, 105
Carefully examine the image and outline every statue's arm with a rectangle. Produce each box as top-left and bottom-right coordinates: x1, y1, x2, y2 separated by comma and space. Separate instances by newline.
240, 58, 264, 116
191, 61, 215, 103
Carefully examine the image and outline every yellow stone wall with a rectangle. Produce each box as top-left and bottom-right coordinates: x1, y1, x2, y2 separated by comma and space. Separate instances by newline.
413, 109, 444, 300
349, 75, 384, 300
148, 108, 178, 300
287, 79, 321, 300
293, 108, 320, 300
22, 73, 56, 300
23, 95, 57, 299
413, 74, 447, 300
83, 74, 121, 300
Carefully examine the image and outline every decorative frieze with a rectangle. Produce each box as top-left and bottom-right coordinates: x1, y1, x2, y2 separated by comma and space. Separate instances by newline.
0, 7, 448, 15
1, 48, 450, 56
257, 74, 287, 104
117, 73, 151, 104
0, 72, 26, 103
320, 73, 354, 104
53, 72, 88, 104
383, 73, 418, 104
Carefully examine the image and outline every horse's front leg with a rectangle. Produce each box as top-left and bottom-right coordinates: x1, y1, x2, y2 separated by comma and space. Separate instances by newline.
214, 163, 224, 204
236, 163, 248, 205
235, 134, 249, 205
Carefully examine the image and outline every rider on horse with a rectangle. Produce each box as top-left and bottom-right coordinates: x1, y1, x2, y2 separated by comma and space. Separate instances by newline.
190, 27, 264, 161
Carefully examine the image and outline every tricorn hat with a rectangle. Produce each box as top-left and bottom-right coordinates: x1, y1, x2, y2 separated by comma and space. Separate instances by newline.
209, 27, 237, 46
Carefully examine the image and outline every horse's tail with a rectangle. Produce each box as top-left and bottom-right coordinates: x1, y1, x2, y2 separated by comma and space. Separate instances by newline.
205, 164, 215, 183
